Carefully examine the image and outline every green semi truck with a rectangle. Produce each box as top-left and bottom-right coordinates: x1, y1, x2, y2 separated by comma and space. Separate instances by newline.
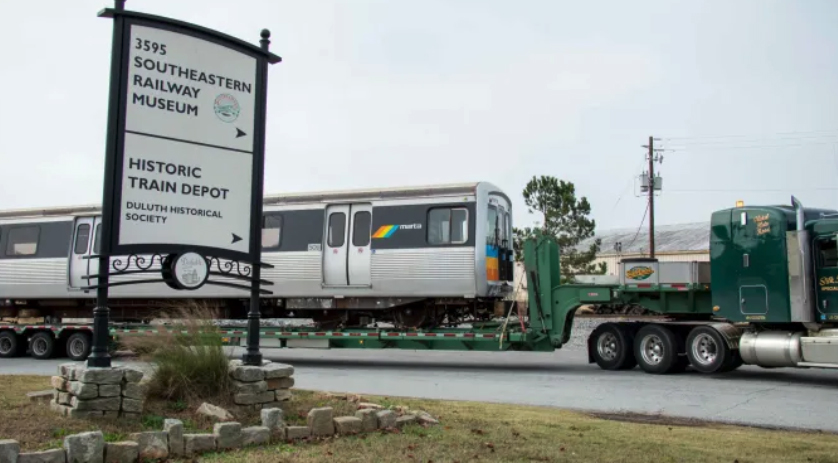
5, 196, 838, 377
523, 195, 838, 374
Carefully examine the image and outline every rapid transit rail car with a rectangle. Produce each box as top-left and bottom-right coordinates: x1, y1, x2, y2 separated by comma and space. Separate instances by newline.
0, 182, 515, 330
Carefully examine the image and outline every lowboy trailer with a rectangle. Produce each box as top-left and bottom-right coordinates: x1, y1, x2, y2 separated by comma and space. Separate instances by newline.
4, 196, 838, 376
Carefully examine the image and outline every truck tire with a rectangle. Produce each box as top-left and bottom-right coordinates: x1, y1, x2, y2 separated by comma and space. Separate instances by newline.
66, 332, 92, 361
633, 324, 683, 374
589, 322, 637, 370
29, 332, 56, 360
0, 331, 20, 358
685, 325, 735, 374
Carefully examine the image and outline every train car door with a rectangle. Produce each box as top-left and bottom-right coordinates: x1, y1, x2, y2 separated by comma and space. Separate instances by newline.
322, 204, 372, 287
323, 205, 350, 285
347, 204, 372, 286
68, 217, 95, 289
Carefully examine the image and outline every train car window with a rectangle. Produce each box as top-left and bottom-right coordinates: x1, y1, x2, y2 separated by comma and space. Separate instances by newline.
504, 212, 512, 246
74, 224, 91, 254
487, 206, 498, 245
6, 226, 39, 256
352, 211, 371, 247
428, 207, 468, 245
93, 225, 101, 255
328, 213, 346, 247
262, 214, 282, 249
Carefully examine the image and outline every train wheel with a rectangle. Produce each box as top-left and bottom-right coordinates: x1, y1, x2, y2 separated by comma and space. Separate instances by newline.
29, 332, 55, 360
66, 332, 92, 361
393, 305, 430, 330
685, 326, 733, 374
0, 331, 20, 358
589, 323, 636, 370
634, 324, 682, 374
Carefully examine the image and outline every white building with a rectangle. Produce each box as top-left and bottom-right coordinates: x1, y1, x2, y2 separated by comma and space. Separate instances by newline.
575, 221, 710, 276
510, 221, 710, 302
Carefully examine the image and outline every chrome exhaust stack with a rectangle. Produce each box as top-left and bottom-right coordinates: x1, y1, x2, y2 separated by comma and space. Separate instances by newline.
790, 195, 817, 324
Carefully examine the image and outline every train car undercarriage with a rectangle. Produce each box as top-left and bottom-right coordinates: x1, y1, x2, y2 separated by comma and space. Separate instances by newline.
0, 296, 513, 331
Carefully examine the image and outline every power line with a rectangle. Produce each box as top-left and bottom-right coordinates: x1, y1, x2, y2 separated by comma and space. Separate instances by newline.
667, 187, 838, 193
609, 159, 646, 214
663, 129, 838, 142
664, 140, 838, 151
625, 201, 650, 251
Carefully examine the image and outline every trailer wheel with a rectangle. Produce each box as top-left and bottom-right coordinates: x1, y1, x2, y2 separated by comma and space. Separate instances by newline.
685, 326, 735, 374
29, 332, 55, 360
589, 323, 637, 370
66, 332, 92, 361
0, 331, 20, 358
633, 324, 682, 374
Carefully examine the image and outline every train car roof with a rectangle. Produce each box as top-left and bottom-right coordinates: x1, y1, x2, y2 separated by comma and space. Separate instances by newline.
0, 181, 499, 219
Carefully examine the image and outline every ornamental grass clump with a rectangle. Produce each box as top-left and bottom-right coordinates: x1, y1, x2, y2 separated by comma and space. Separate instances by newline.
122, 301, 231, 402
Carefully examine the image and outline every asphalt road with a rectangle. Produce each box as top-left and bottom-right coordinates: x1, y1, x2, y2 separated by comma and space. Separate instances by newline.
3, 335, 837, 433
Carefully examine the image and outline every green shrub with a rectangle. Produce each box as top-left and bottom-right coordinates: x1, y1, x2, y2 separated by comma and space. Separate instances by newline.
121, 302, 231, 402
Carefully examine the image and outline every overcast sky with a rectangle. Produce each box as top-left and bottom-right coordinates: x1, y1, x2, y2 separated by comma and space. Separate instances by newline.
1, 0, 837, 233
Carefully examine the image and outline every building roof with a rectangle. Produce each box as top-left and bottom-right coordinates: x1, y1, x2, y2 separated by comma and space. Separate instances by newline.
574, 221, 710, 255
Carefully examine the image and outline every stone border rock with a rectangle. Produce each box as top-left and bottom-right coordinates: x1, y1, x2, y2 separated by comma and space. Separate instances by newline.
49, 363, 145, 420
228, 360, 294, 410
1, 405, 439, 462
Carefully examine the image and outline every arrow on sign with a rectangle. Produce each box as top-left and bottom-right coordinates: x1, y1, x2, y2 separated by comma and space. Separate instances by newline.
235, 128, 246, 138
231, 233, 242, 244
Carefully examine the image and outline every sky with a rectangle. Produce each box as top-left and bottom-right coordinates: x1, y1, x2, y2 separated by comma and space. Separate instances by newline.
1, 0, 838, 233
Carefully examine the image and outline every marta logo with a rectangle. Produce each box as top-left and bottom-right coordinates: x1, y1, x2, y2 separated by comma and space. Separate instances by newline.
213, 94, 240, 123
372, 224, 423, 239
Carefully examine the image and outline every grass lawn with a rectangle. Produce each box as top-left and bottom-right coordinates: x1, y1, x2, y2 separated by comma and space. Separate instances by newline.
3, 375, 838, 462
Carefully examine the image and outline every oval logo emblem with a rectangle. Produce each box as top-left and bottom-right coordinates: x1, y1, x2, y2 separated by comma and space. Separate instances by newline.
626, 266, 654, 280
214, 93, 241, 123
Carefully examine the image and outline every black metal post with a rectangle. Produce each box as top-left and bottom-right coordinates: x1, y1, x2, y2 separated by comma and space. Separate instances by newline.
241, 29, 272, 366
88, 0, 126, 368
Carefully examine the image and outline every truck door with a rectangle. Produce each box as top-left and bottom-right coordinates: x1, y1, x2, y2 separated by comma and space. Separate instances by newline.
68, 217, 94, 289
814, 235, 838, 320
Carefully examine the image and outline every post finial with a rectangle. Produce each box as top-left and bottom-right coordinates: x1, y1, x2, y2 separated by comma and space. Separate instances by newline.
260, 29, 271, 51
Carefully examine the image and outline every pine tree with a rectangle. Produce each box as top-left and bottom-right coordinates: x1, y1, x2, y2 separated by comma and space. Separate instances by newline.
513, 175, 606, 283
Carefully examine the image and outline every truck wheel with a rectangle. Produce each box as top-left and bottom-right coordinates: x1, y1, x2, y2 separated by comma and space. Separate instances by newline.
0, 331, 20, 358
720, 349, 744, 372
634, 324, 682, 374
590, 323, 637, 370
66, 332, 92, 361
686, 326, 733, 374
29, 332, 55, 360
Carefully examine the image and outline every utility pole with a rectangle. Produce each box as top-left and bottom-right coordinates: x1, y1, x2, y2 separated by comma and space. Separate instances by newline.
640, 136, 663, 259
647, 136, 655, 258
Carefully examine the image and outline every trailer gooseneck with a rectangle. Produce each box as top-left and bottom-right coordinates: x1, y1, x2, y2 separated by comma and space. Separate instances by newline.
4, 197, 838, 377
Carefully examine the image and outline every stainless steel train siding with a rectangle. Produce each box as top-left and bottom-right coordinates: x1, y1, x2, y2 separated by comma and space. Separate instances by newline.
0, 182, 514, 312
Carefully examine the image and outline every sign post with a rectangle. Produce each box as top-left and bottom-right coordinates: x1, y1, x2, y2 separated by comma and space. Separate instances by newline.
87, 0, 281, 368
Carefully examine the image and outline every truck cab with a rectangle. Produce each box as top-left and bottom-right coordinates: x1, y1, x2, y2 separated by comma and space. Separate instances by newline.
807, 218, 838, 321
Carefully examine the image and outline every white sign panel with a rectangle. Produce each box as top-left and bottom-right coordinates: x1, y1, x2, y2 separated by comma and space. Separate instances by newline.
118, 24, 258, 253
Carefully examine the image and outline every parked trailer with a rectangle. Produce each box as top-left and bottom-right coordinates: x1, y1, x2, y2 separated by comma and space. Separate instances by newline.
5, 196, 838, 378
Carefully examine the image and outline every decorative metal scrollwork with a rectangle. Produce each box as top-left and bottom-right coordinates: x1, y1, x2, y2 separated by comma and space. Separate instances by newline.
110, 253, 166, 273
205, 256, 253, 278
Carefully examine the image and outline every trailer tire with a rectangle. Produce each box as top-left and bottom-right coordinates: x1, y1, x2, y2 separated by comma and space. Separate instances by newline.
29, 332, 56, 360
634, 324, 682, 374
590, 323, 637, 370
66, 332, 92, 361
685, 325, 734, 374
0, 331, 20, 358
